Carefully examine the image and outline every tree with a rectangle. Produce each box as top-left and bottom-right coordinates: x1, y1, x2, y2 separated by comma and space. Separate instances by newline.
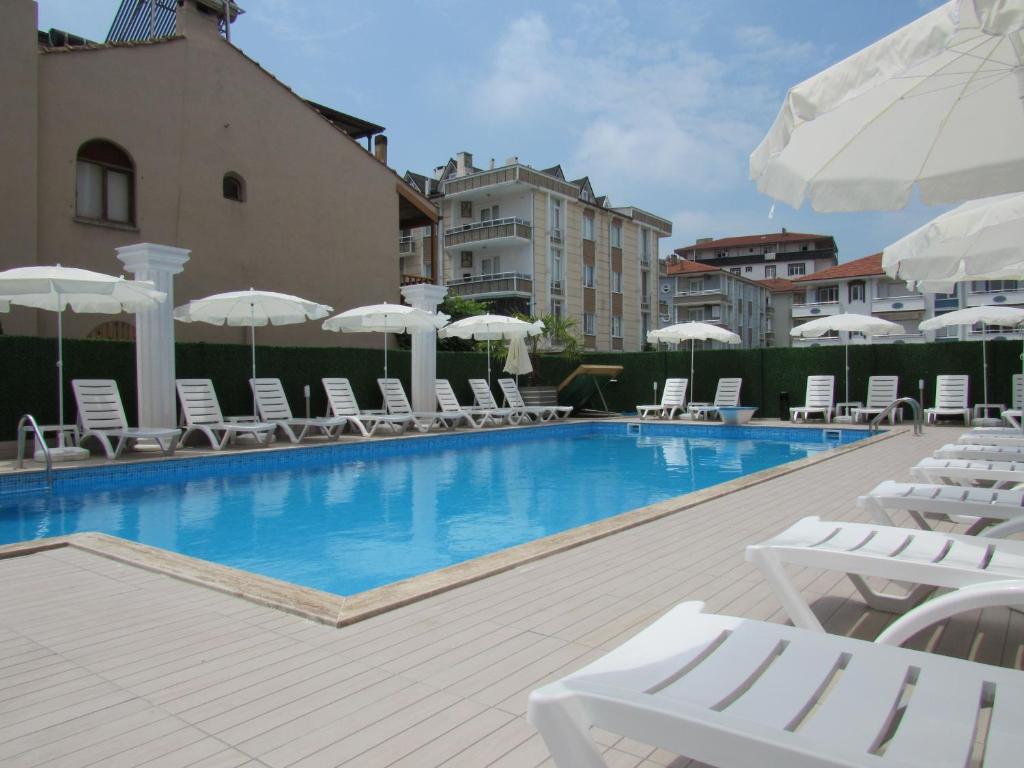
510, 312, 581, 384
438, 295, 490, 352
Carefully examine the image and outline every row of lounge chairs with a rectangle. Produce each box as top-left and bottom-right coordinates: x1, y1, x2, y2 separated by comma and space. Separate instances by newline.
529, 424, 1024, 766
636, 377, 743, 420
68, 376, 571, 459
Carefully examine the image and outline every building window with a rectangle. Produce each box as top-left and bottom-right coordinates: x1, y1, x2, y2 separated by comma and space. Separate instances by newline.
817, 286, 838, 303
582, 215, 594, 241
744, 266, 752, 273
551, 247, 563, 290
480, 204, 499, 222
688, 308, 704, 321
788, 263, 806, 277
461, 252, 473, 268
75, 139, 134, 224
223, 172, 245, 202
764, 265, 776, 279
611, 220, 622, 248
611, 315, 623, 338
550, 198, 562, 240
641, 270, 649, 297
482, 256, 500, 275
641, 312, 649, 339
460, 201, 473, 218
583, 264, 595, 288
640, 229, 650, 264
730, 267, 741, 275
551, 298, 564, 318
583, 312, 596, 335
611, 270, 623, 293
849, 281, 866, 302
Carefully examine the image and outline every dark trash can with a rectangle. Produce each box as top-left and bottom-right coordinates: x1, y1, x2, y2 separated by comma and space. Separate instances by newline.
779, 391, 790, 420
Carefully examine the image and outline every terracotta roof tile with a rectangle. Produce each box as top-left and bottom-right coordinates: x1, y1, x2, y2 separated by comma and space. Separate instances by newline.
666, 260, 719, 275
756, 278, 802, 292
793, 253, 883, 282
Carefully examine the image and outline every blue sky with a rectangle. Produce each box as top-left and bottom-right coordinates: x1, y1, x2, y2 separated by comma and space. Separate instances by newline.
38, 0, 947, 263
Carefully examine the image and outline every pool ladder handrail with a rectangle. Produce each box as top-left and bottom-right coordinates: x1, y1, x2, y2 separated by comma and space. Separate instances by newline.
869, 397, 923, 436
16, 414, 53, 490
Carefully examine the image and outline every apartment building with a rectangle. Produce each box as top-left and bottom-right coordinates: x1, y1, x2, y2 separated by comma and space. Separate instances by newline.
404, 153, 672, 352
674, 230, 838, 281
658, 257, 772, 349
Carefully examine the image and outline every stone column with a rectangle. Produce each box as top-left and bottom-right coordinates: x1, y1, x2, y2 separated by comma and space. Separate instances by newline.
116, 243, 191, 428
400, 283, 448, 413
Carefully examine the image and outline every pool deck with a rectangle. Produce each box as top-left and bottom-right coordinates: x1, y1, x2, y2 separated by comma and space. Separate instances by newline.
0, 422, 1020, 767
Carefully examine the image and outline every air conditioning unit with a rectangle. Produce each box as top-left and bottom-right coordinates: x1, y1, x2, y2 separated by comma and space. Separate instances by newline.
764, 252, 776, 261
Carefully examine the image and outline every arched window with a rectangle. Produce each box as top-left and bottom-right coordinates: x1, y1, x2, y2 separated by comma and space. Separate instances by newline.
76, 140, 134, 224
223, 172, 245, 202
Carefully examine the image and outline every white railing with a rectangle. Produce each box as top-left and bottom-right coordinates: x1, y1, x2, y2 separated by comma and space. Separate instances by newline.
446, 271, 533, 298
792, 300, 840, 318
674, 288, 724, 298
871, 294, 924, 312
445, 216, 530, 237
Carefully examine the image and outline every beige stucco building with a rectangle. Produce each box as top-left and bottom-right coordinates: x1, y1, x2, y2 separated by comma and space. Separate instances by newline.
0, 0, 437, 348
404, 153, 672, 352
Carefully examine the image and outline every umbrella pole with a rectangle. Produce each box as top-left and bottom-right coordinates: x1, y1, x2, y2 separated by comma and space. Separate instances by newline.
982, 323, 989, 411
56, 298, 65, 447
384, 332, 388, 379
844, 341, 850, 406
690, 339, 695, 408
250, 302, 258, 420
487, 338, 491, 386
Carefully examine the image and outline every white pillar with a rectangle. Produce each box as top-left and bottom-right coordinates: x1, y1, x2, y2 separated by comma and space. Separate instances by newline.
116, 243, 191, 428
401, 283, 448, 413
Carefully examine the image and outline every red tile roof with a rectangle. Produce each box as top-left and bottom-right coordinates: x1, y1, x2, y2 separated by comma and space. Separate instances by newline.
666, 260, 719, 275
793, 253, 883, 282
676, 231, 833, 252
756, 278, 802, 292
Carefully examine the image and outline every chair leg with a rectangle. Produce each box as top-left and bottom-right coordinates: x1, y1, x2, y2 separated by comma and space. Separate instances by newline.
747, 549, 825, 631
528, 685, 608, 768
847, 574, 936, 614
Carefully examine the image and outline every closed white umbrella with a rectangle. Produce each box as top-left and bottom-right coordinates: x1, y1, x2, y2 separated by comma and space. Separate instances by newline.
750, 0, 1024, 212
322, 302, 448, 379
647, 322, 741, 404
503, 334, 534, 378
920, 305, 1024, 419
790, 313, 905, 406
0, 265, 166, 459
439, 314, 544, 384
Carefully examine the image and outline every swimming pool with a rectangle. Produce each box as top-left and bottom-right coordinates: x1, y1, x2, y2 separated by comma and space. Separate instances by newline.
0, 423, 868, 596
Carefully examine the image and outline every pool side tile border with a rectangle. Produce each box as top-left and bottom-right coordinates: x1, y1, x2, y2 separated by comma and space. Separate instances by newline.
0, 426, 897, 627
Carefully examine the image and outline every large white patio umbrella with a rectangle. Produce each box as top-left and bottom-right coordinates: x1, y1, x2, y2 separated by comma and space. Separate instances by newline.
647, 322, 741, 404
174, 289, 332, 386
0, 265, 166, 459
323, 302, 448, 378
438, 314, 544, 384
790, 313, 905, 405
920, 305, 1024, 418
750, 0, 1024, 212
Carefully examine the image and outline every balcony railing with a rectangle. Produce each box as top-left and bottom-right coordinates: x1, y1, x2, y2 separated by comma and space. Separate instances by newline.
441, 164, 580, 198
398, 236, 415, 254
792, 300, 840, 318
966, 288, 1024, 308
446, 271, 533, 298
400, 274, 433, 286
444, 218, 532, 249
871, 294, 924, 313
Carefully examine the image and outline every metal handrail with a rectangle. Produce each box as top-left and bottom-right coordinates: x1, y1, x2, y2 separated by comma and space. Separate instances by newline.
16, 414, 53, 489
869, 397, 923, 436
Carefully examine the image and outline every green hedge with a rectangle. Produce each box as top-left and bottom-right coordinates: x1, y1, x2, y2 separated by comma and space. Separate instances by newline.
1, 335, 1020, 439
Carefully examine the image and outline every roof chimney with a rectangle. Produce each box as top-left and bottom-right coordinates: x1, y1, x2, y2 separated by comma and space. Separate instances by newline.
374, 134, 388, 164
175, 0, 237, 40
455, 151, 473, 177
781, 227, 787, 234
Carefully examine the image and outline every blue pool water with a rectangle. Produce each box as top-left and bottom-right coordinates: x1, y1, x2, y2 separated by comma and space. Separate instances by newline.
0, 423, 867, 596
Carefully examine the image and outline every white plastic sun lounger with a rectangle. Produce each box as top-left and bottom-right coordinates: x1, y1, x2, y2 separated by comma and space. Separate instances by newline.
850, 375, 901, 423
378, 378, 457, 431
528, 600, 1024, 768
911, 457, 1024, 489
176, 379, 276, 450
934, 442, 1024, 462
73, 379, 181, 459
467, 378, 523, 425
322, 378, 413, 436
789, 375, 834, 423
499, 378, 572, 421
747, 516, 1024, 632
957, 429, 1024, 446
250, 378, 352, 443
688, 377, 742, 420
859, 479, 1024, 537
636, 377, 688, 420
1002, 373, 1023, 428
925, 374, 971, 425
434, 379, 494, 428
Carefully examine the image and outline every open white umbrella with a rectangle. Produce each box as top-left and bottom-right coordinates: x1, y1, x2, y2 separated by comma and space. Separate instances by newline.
750, 0, 1024, 212
647, 322, 741, 404
0, 265, 166, 459
790, 313, 905, 406
920, 305, 1024, 420
439, 314, 544, 384
174, 288, 332, 385
322, 302, 448, 379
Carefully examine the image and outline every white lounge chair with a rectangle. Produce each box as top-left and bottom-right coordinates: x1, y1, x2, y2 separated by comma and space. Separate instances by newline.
72, 379, 181, 459
434, 379, 493, 428
860, 479, 1024, 536
499, 378, 572, 421
688, 377, 742, 420
789, 375, 834, 423
960, 426, 1024, 443
850, 375, 900, 423
1002, 373, 1023, 427
911, 457, 1024, 489
467, 378, 523, 425
747, 515, 1024, 632
925, 374, 971, 425
250, 378, 352, 443
934, 442, 1024, 462
176, 379, 276, 450
528, 599, 1024, 768
636, 377, 687, 420
377, 378, 456, 431
322, 378, 414, 436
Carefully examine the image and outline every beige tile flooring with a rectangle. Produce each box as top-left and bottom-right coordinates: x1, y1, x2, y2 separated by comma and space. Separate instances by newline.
1, 424, 1019, 767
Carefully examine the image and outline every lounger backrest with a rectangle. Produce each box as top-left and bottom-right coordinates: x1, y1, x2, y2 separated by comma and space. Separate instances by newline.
497, 378, 526, 408
176, 379, 226, 426
661, 378, 688, 406
469, 379, 500, 409
72, 379, 128, 432
934, 374, 968, 409
250, 378, 295, 421
323, 378, 360, 417
378, 378, 413, 415
864, 375, 899, 408
713, 378, 742, 408
1014, 373, 1023, 410
434, 379, 463, 413
804, 375, 834, 408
